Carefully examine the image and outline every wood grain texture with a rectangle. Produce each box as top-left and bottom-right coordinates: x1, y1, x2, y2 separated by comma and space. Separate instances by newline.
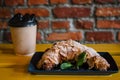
0, 44, 120, 80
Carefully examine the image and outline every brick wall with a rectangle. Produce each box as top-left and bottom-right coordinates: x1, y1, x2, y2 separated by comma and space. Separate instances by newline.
0, 0, 120, 43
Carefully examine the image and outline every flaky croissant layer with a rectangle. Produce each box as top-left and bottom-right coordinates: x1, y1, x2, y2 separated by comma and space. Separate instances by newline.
37, 40, 110, 71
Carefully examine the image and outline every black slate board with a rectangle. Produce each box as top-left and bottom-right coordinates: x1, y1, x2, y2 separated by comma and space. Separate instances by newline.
28, 52, 118, 75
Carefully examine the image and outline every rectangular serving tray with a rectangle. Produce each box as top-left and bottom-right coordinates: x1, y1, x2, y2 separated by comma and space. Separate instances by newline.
28, 52, 118, 75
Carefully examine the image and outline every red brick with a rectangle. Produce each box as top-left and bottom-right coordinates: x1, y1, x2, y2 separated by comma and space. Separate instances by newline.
0, 8, 11, 18
52, 21, 69, 29
28, 0, 48, 5
15, 8, 49, 17
97, 20, 120, 29
86, 32, 114, 42
46, 32, 82, 41
50, 0, 68, 4
75, 20, 93, 29
5, 0, 24, 6
95, 0, 114, 3
72, 0, 92, 4
37, 21, 49, 29
0, 21, 7, 29
119, 0, 120, 2
96, 7, 120, 17
118, 32, 120, 41
53, 7, 91, 18
36, 32, 42, 41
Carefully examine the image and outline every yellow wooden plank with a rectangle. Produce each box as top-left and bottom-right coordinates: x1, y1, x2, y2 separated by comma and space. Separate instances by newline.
1, 44, 120, 54
36, 44, 52, 52
0, 44, 120, 80
86, 44, 120, 53
113, 56, 120, 69
0, 67, 120, 80
0, 44, 13, 49
0, 56, 31, 67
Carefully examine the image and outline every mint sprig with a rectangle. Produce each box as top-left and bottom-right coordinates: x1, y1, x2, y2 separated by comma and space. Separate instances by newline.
60, 52, 86, 70
60, 62, 73, 70
76, 52, 86, 69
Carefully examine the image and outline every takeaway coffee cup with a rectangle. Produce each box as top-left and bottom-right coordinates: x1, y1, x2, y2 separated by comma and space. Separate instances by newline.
8, 13, 37, 56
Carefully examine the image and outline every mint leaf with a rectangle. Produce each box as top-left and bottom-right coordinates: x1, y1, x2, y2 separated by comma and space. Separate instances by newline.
77, 52, 86, 69
60, 62, 73, 70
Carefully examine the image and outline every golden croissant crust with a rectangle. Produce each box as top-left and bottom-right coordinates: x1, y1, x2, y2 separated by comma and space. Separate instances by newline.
37, 40, 110, 71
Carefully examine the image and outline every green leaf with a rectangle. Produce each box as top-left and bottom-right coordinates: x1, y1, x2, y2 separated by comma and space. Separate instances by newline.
77, 52, 86, 68
60, 62, 73, 70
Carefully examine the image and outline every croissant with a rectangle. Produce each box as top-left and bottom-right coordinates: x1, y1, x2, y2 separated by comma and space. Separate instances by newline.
37, 40, 110, 71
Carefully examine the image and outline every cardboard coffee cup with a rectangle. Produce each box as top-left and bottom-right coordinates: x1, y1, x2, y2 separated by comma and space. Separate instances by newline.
8, 13, 37, 56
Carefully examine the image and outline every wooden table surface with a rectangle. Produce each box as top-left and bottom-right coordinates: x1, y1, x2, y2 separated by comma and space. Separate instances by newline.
0, 44, 120, 80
